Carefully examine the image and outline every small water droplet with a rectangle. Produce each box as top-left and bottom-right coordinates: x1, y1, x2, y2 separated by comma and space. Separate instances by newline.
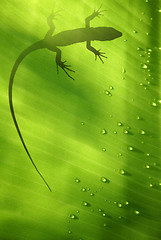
75, 178, 80, 183
146, 153, 150, 157
70, 214, 77, 219
81, 188, 86, 192
102, 213, 106, 217
82, 201, 88, 206
68, 230, 72, 234
81, 122, 85, 125
149, 183, 153, 188
101, 177, 109, 183
146, 32, 149, 36
136, 116, 141, 120
98, 208, 102, 212
128, 146, 134, 151
125, 201, 129, 205
109, 85, 114, 90
102, 148, 106, 152
90, 193, 94, 196
152, 102, 157, 107
145, 164, 150, 169
139, 82, 144, 86
140, 130, 146, 135
134, 210, 140, 215
123, 130, 129, 134
103, 223, 107, 227
117, 122, 122, 127
158, 9, 161, 12
105, 90, 111, 95
158, 99, 161, 104
120, 169, 125, 175
113, 131, 117, 134
133, 30, 138, 33
118, 203, 122, 208
122, 68, 126, 73
101, 129, 107, 135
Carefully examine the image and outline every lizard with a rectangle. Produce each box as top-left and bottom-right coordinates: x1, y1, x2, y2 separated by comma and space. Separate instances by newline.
9, 7, 122, 192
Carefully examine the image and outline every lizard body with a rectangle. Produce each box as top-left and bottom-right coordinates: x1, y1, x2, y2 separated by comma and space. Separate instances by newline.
9, 8, 122, 191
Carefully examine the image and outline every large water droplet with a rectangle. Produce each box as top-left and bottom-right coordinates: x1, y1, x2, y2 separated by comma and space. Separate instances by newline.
134, 210, 140, 215
101, 129, 107, 135
128, 146, 134, 151
141, 63, 148, 69
101, 177, 109, 183
82, 201, 88, 206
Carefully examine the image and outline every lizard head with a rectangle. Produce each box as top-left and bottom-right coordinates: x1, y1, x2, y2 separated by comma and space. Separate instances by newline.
94, 27, 122, 41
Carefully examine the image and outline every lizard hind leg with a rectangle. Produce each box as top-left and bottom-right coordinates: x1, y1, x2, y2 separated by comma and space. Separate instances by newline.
55, 47, 75, 80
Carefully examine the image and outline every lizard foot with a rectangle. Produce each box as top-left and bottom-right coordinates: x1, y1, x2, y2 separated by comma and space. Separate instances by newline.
93, 5, 106, 18
95, 49, 107, 63
57, 61, 75, 80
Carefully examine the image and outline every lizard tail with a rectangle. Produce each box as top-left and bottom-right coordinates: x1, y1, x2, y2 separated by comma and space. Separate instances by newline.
9, 40, 52, 192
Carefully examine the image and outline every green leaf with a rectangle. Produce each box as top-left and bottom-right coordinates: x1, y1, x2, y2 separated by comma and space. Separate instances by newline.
0, 0, 161, 239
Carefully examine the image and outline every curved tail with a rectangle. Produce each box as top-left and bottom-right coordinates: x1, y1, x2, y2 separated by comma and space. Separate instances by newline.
9, 40, 52, 192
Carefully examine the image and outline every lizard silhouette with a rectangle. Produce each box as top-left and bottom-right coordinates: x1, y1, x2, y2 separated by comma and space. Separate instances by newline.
9, 7, 122, 191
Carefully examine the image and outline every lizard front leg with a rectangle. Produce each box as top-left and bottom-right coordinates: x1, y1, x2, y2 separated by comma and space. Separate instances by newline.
86, 41, 107, 63
85, 6, 105, 28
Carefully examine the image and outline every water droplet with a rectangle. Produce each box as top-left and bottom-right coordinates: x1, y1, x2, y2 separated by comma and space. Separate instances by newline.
140, 130, 146, 135
149, 183, 153, 188
82, 201, 88, 206
125, 201, 129, 205
105, 90, 111, 95
141, 63, 148, 69
113, 131, 117, 134
81, 122, 85, 125
122, 68, 126, 73
118, 203, 122, 208
146, 153, 150, 157
75, 178, 80, 183
145, 164, 150, 169
98, 208, 102, 212
81, 188, 86, 192
158, 99, 161, 104
152, 102, 157, 107
128, 146, 134, 151
102, 213, 106, 217
133, 30, 138, 33
120, 169, 125, 175
109, 85, 114, 90
90, 193, 94, 196
146, 32, 149, 36
102, 148, 106, 152
101, 129, 107, 135
76, 210, 79, 213
70, 214, 77, 219
124, 39, 127, 42
134, 210, 140, 215
123, 130, 129, 134
68, 230, 72, 234
117, 122, 122, 126
139, 82, 143, 86
103, 223, 107, 227
137, 47, 141, 51
158, 9, 161, 12
101, 177, 109, 183
137, 116, 141, 120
